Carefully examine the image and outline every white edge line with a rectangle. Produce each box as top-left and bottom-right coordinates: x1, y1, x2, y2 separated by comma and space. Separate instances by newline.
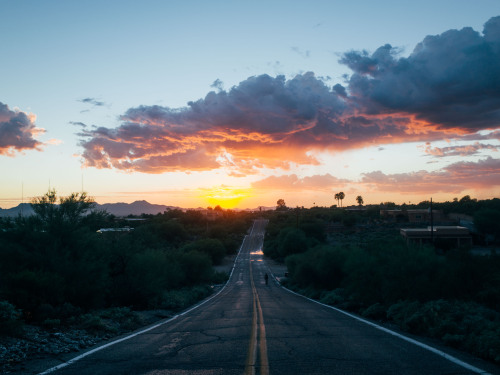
278, 283, 491, 375
38, 237, 248, 375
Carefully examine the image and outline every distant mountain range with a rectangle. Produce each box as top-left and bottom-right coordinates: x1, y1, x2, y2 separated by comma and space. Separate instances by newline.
0, 200, 178, 218
97, 200, 178, 217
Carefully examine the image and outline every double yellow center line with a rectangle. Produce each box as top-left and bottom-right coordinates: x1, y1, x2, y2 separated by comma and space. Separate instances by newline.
245, 258, 269, 375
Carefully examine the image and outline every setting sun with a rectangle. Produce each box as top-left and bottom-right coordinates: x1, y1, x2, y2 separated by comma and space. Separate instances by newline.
203, 186, 252, 209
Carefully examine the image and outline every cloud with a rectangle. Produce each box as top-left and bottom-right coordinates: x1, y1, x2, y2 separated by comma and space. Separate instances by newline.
0, 102, 45, 156
69, 121, 87, 128
252, 173, 350, 191
210, 79, 224, 91
80, 73, 350, 173
79, 16, 500, 174
361, 157, 500, 194
291, 47, 311, 58
79, 98, 105, 107
341, 16, 500, 131
423, 142, 499, 157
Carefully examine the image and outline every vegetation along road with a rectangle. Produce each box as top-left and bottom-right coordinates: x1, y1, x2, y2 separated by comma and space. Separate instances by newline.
36, 219, 497, 375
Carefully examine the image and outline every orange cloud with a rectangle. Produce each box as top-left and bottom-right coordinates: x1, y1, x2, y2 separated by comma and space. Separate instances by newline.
252, 173, 350, 191
361, 157, 500, 194
78, 16, 500, 175
423, 142, 499, 157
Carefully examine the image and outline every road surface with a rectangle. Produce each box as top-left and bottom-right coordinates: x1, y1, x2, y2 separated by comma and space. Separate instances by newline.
37, 219, 497, 374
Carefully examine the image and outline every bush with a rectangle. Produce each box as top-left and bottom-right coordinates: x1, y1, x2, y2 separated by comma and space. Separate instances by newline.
211, 271, 229, 285
79, 313, 108, 332
179, 251, 214, 285
42, 318, 61, 329
160, 285, 213, 311
319, 289, 346, 306
385, 300, 500, 363
362, 303, 386, 320
0, 301, 24, 336
182, 239, 226, 265
125, 250, 185, 308
99, 307, 143, 331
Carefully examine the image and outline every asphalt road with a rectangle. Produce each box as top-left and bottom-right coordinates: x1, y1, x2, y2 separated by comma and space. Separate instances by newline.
37, 219, 498, 375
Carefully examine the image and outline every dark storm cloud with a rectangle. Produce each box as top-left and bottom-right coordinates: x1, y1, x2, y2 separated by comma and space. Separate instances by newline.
79, 16, 500, 174
80, 72, 355, 173
0, 101, 44, 155
341, 16, 500, 130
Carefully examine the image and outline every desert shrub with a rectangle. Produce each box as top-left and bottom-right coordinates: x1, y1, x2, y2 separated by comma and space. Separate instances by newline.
160, 285, 213, 311
178, 250, 214, 285
34, 303, 57, 323
319, 289, 346, 306
42, 318, 61, 328
211, 271, 229, 285
182, 239, 226, 265
125, 250, 185, 308
99, 307, 143, 331
0, 301, 24, 336
386, 301, 422, 327
79, 313, 108, 333
57, 303, 82, 322
386, 300, 500, 363
362, 303, 386, 320
4, 269, 65, 315
286, 245, 347, 291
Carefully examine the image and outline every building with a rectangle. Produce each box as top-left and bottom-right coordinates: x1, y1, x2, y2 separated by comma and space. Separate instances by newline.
407, 209, 445, 223
400, 226, 472, 248
380, 208, 447, 223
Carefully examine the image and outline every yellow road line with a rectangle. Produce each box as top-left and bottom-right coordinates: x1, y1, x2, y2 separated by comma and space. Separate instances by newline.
256, 291, 269, 375
245, 293, 257, 375
245, 251, 269, 375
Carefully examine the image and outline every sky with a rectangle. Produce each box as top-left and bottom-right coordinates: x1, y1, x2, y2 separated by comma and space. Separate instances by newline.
2, 0, 500, 209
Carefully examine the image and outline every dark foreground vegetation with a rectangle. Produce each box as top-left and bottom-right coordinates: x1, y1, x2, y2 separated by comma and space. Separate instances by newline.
263, 199, 500, 364
0, 191, 253, 339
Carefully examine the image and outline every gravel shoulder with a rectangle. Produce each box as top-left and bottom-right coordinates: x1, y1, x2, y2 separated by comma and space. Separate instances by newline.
0, 309, 174, 374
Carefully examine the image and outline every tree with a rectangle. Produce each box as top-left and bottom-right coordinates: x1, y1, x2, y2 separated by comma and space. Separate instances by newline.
338, 192, 345, 207
276, 199, 287, 211
31, 190, 96, 232
356, 195, 364, 206
334, 193, 340, 207
474, 209, 500, 240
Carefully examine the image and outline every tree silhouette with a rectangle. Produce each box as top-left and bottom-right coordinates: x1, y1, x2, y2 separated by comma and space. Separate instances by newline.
338, 192, 345, 207
356, 195, 364, 206
276, 199, 287, 210
334, 193, 340, 207
31, 189, 96, 232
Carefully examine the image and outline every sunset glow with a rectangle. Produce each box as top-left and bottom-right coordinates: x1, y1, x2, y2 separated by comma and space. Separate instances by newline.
202, 186, 253, 209
1, 1, 500, 210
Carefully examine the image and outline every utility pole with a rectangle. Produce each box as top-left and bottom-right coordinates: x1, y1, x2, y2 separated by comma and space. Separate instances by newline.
430, 197, 434, 242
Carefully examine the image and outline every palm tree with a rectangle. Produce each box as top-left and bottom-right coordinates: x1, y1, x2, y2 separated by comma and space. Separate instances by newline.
356, 195, 364, 206
334, 193, 340, 207
338, 192, 345, 207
